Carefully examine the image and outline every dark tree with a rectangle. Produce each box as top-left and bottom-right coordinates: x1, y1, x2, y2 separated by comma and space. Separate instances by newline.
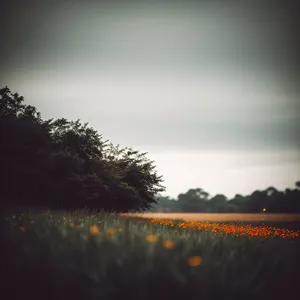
177, 188, 209, 212
0, 86, 165, 212
149, 195, 181, 212
208, 194, 228, 213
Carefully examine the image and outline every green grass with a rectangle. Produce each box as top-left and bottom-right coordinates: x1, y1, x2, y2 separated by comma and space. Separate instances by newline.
1, 210, 299, 300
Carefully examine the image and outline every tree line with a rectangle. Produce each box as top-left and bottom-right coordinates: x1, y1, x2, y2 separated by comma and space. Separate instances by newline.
0, 86, 165, 212
150, 183, 300, 213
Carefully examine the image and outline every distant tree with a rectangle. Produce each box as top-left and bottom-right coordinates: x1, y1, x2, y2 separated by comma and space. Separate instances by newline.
267, 190, 285, 213
265, 186, 278, 197
226, 202, 240, 213
148, 195, 180, 212
151, 181, 300, 214
208, 194, 228, 213
178, 188, 209, 212
246, 190, 270, 213
283, 187, 300, 213
227, 194, 247, 213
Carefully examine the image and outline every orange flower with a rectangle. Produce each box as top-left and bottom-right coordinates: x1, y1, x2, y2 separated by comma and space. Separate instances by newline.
19, 226, 25, 232
163, 239, 174, 249
89, 225, 100, 236
145, 234, 157, 244
188, 256, 202, 267
106, 228, 116, 236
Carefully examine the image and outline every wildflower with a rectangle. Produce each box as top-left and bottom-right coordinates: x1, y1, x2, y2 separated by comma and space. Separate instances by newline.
163, 239, 174, 249
106, 228, 116, 237
69, 223, 76, 228
89, 225, 100, 236
19, 226, 25, 232
145, 234, 157, 244
188, 256, 202, 267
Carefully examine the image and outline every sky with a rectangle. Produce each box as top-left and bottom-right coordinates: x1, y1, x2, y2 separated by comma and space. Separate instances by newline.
1, 0, 299, 199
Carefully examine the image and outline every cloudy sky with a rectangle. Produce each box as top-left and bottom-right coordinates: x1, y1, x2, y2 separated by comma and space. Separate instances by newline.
1, 0, 299, 198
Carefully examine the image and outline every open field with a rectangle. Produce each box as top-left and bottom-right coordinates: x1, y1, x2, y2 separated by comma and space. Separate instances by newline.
1, 210, 300, 300
126, 213, 300, 222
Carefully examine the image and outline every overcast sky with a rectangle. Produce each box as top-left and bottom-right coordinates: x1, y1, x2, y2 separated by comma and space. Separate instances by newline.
1, 0, 299, 198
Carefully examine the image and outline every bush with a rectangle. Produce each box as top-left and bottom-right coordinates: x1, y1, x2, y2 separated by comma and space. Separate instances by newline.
0, 86, 165, 212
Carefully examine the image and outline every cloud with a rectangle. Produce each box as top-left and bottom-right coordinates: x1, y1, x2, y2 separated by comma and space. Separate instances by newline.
1, 0, 299, 197
9, 68, 299, 152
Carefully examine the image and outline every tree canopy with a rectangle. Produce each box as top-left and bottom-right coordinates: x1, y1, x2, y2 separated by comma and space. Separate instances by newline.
0, 86, 165, 212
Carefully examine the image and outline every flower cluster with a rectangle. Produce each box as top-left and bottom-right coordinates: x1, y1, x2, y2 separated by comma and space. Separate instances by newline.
147, 219, 300, 238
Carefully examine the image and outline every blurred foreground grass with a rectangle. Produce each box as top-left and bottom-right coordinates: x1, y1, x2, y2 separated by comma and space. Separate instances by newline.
1, 210, 300, 300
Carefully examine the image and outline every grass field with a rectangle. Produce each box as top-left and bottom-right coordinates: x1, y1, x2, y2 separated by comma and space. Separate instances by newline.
1, 210, 300, 300
133, 212, 300, 222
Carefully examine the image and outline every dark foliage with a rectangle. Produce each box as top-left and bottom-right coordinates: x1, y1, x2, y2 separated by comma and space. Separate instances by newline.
151, 184, 300, 213
0, 86, 165, 212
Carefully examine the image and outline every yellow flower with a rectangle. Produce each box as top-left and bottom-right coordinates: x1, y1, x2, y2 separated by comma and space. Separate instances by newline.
89, 225, 100, 236
163, 239, 174, 249
145, 234, 157, 244
188, 256, 202, 267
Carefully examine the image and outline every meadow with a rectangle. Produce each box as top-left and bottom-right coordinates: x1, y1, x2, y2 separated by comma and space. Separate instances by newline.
1, 210, 300, 300
135, 212, 300, 222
